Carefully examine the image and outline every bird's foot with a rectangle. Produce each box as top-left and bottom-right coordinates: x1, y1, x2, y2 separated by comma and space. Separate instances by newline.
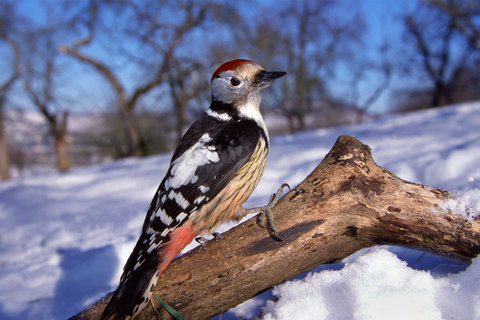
195, 232, 223, 246
254, 183, 290, 242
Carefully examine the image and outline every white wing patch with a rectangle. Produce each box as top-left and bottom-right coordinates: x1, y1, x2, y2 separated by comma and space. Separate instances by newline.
199, 185, 210, 193
157, 209, 173, 226
194, 195, 205, 205
166, 133, 220, 189
168, 190, 190, 210
176, 212, 188, 223
146, 243, 157, 254
161, 228, 171, 237
133, 260, 143, 271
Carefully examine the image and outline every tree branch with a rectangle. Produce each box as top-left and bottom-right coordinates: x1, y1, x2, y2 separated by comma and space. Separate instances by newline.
0, 38, 21, 94
406, 16, 438, 81
357, 45, 392, 111
127, 3, 207, 112
59, 46, 128, 105
71, 135, 480, 320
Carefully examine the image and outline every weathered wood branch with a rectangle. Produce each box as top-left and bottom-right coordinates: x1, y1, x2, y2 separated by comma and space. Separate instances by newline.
71, 135, 480, 320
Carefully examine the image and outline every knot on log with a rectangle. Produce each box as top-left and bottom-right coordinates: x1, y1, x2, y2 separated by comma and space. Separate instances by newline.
301, 136, 390, 202
326, 135, 372, 168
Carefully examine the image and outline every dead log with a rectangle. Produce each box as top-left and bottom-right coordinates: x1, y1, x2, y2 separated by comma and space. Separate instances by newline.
71, 135, 480, 320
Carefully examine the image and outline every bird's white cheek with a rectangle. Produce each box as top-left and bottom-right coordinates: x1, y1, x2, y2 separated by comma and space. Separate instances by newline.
211, 80, 234, 103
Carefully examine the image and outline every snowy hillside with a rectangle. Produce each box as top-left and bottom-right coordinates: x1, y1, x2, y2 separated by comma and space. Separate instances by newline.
4, 110, 108, 176
1, 101, 480, 319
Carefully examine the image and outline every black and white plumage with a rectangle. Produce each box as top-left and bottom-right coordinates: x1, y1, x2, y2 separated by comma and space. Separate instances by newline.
101, 59, 286, 320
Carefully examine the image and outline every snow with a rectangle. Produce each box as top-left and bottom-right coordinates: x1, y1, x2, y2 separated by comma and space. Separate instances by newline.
435, 189, 480, 221
262, 249, 480, 320
1, 101, 480, 319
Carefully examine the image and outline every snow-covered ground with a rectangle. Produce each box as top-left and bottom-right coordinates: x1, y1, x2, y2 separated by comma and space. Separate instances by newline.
1, 101, 480, 320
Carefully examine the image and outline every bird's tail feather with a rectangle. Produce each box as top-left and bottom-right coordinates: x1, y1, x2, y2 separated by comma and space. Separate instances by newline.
101, 254, 158, 320
101, 226, 197, 320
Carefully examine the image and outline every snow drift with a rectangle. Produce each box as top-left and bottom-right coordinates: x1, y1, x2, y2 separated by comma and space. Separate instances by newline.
0, 101, 479, 319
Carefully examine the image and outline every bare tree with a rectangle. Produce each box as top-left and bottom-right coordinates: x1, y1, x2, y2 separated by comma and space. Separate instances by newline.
432, 0, 480, 50
219, 0, 366, 132
21, 8, 72, 172
60, 0, 209, 157
0, 1, 21, 181
400, 1, 480, 109
347, 42, 392, 120
167, 58, 208, 144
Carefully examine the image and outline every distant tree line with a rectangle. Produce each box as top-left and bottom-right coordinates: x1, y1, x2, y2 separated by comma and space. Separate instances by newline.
0, 0, 479, 180
393, 0, 480, 112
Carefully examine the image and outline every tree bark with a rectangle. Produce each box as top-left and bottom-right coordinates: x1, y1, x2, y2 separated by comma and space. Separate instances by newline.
0, 38, 20, 181
71, 135, 480, 320
0, 119, 10, 180
59, 1, 208, 158
59, 46, 147, 157
55, 135, 70, 172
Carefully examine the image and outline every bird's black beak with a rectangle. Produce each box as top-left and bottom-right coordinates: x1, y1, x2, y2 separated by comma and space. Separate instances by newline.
261, 70, 287, 82
254, 70, 286, 88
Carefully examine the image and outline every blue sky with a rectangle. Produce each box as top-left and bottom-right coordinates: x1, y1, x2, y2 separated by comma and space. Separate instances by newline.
6, 0, 418, 114
353, 0, 416, 112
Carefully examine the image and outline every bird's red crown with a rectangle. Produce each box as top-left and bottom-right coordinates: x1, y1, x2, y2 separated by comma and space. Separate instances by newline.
211, 59, 254, 81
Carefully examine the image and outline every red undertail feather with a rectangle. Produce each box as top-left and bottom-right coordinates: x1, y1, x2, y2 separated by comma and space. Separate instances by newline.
157, 226, 197, 274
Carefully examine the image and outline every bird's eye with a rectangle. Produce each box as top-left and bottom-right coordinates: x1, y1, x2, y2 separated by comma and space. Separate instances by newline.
230, 77, 241, 86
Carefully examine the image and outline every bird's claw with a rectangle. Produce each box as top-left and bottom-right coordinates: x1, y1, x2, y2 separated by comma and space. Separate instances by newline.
195, 237, 209, 251
212, 232, 224, 240
256, 183, 290, 242
195, 232, 223, 246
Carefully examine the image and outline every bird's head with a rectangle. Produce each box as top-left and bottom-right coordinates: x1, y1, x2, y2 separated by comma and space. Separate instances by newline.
210, 59, 286, 108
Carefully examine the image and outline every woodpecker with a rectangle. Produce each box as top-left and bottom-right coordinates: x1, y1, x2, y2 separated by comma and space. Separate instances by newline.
101, 59, 286, 320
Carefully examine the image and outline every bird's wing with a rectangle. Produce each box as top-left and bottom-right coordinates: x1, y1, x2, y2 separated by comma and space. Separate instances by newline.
103, 114, 263, 320
146, 113, 263, 235
120, 113, 262, 285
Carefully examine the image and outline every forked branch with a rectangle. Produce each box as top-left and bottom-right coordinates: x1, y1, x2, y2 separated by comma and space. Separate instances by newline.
71, 135, 480, 320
